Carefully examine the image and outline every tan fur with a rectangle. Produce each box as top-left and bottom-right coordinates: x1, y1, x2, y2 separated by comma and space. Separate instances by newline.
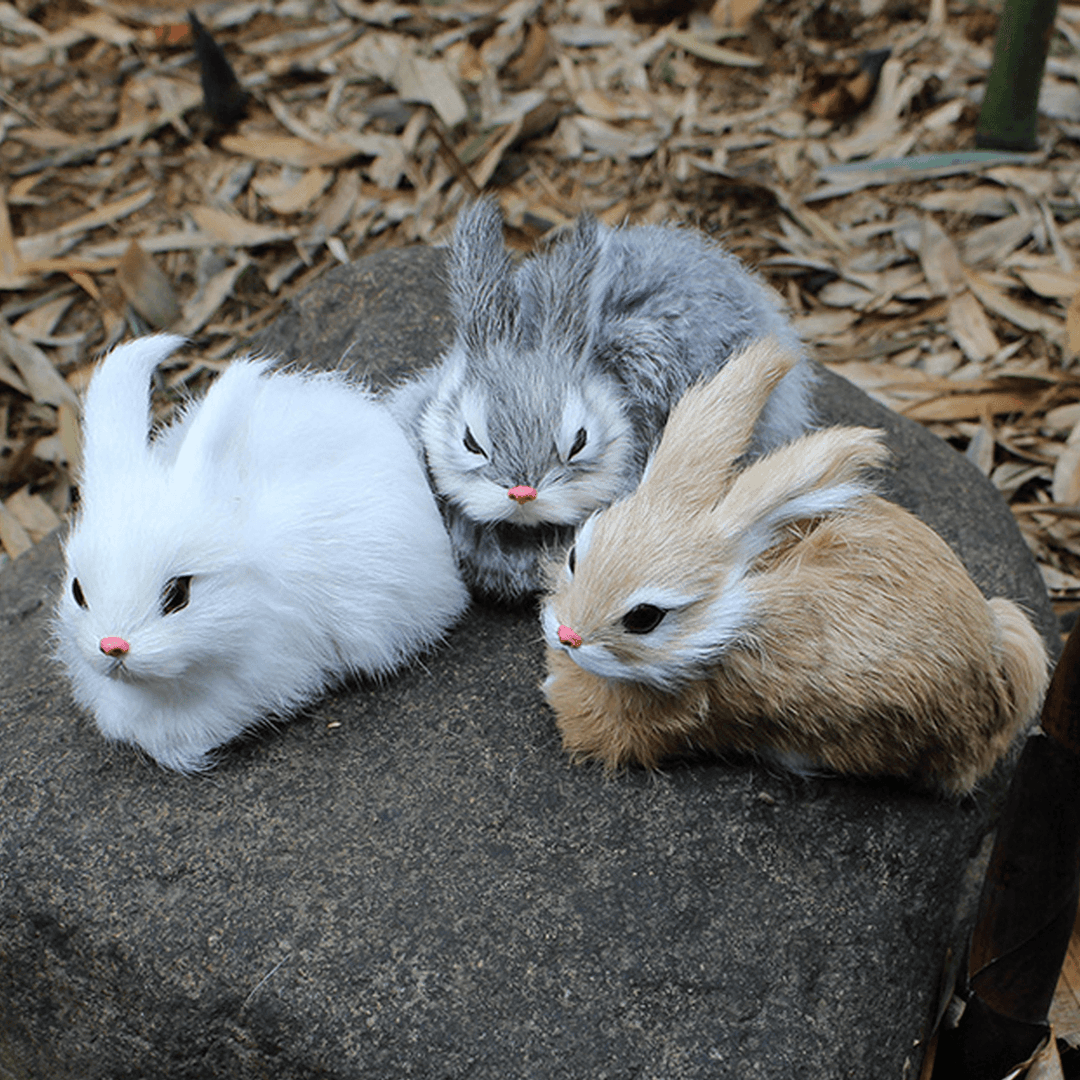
542, 339, 1050, 797
640, 335, 799, 510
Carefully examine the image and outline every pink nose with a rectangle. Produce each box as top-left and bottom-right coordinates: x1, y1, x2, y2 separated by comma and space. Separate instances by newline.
99, 636, 130, 657
508, 485, 537, 504
558, 625, 582, 648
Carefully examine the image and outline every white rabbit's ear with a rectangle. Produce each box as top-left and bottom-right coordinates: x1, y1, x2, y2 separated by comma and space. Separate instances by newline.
171, 358, 271, 481
718, 425, 889, 567
448, 197, 519, 350
80, 334, 186, 477
637, 337, 800, 511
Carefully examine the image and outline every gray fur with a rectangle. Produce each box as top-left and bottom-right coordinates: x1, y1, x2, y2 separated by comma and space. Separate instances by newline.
389, 199, 814, 603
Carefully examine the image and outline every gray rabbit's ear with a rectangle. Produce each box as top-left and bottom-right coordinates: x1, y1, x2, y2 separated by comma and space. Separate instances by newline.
448, 198, 519, 350
80, 334, 186, 482
520, 215, 603, 356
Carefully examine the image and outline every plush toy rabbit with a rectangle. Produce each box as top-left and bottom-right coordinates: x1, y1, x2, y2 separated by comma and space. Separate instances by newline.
541, 337, 1049, 796
55, 335, 469, 772
389, 199, 814, 603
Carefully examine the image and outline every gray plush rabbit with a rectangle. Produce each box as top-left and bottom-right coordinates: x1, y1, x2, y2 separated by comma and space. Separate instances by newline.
389, 199, 814, 603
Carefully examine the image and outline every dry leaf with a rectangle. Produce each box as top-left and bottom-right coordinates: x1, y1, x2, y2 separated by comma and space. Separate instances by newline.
0, 500, 32, 560
1015, 267, 1080, 300
793, 310, 860, 339
965, 416, 997, 476
1041, 564, 1080, 591
57, 402, 80, 474
219, 134, 359, 169
818, 280, 877, 309
918, 216, 965, 297
5, 486, 61, 542
189, 206, 294, 248
669, 30, 762, 68
1023, 1033, 1065, 1080
116, 240, 181, 329
71, 11, 136, 46
1068, 290, 1080, 357
392, 53, 468, 127
903, 391, 1036, 422
967, 270, 1066, 341
1054, 417, 1080, 505
917, 187, 1014, 218
175, 257, 251, 336
0, 318, 79, 409
947, 290, 999, 363
711, 0, 766, 29
0, 187, 28, 286
262, 168, 334, 215
961, 213, 1035, 267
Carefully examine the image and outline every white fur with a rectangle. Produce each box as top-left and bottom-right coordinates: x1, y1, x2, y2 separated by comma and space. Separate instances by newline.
56, 335, 469, 772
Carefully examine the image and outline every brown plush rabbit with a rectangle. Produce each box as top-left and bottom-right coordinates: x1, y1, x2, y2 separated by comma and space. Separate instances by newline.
540, 337, 1049, 796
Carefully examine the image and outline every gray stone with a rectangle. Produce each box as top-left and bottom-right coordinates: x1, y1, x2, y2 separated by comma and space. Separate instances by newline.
0, 247, 1057, 1080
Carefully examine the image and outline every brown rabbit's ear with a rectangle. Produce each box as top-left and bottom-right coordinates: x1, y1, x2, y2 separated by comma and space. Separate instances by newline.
717, 425, 889, 566
637, 336, 800, 511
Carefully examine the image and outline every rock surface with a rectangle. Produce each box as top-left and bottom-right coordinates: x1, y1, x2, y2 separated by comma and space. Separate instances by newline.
0, 247, 1057, 1079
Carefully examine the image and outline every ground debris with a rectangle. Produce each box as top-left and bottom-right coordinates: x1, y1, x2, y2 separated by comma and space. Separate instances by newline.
2, 0, 1080, 620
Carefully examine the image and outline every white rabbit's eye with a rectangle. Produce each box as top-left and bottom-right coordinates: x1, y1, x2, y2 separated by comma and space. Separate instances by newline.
72, 578, 88, 609
161, 575, 192, 616
567, 546, 576, 574
569, 427, 588, 459
621, 604, 666, 634
463, 427, 487, 457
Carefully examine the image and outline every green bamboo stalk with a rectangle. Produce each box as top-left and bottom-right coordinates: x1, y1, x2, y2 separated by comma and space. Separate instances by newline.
975, 0, 1060, 152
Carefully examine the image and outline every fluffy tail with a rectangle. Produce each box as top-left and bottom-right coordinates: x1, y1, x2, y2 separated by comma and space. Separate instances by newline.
990, 597, 1050, 727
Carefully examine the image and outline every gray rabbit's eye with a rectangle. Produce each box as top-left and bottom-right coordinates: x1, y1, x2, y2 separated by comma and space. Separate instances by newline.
463, 427, 487, 457
622, 604, 666, 634
567, 546, 576, 574
569, 427, 588, 459
161, 575, 192, 616
72, 578, 88, 609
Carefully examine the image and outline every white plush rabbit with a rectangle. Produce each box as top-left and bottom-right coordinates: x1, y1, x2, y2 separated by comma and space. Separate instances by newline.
541, 337, 1049, 796
56, 335, 469, 772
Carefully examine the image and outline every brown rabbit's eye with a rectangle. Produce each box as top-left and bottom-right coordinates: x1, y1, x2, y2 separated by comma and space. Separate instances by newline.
569, 427, 588, 459
622, 604, 666, 634
72, 578, 88, 609
463, 427, 487, 457
161, 575, 192, 616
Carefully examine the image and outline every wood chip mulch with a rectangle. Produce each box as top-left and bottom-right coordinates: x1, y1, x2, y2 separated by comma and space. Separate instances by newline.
4, 0, 1080, 609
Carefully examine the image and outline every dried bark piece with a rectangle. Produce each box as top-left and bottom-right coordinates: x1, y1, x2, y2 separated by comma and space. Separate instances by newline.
0, 319, 78, 410
948, 290, 1000, 363
0, 500, 32, 560
5, 486, 61, 543
919, 216, 966, 297
115, 240, 181, 329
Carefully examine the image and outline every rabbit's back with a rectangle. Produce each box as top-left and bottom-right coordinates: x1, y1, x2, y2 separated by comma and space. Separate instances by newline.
237, 371, 469, 676
708, 497, 1045, 793
589, 224, 813, 448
